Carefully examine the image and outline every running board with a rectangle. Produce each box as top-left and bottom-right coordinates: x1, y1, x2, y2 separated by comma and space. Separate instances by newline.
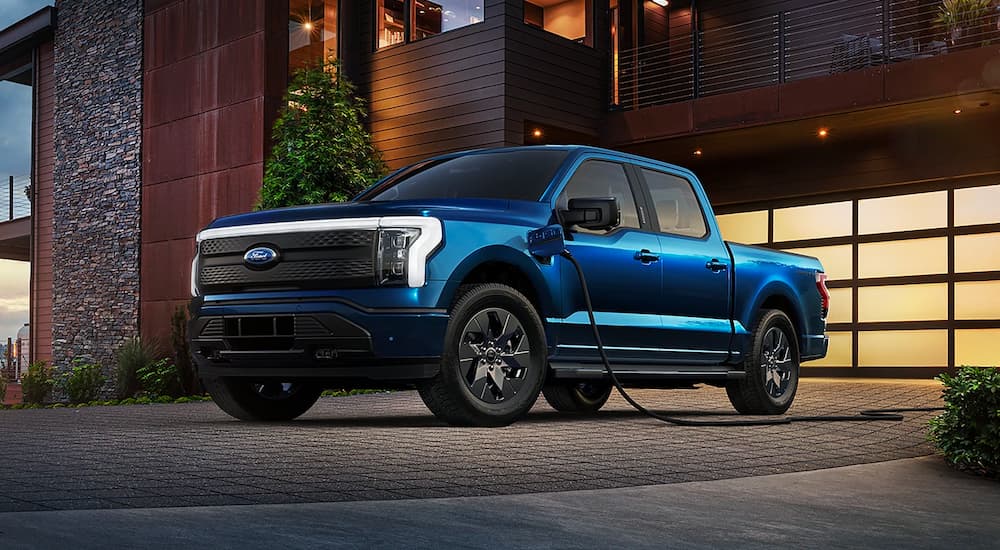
549, 362, 745, 381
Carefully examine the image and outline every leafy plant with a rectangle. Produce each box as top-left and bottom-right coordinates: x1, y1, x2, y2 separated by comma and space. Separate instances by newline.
21, 362, 54, 404
137, 358, 183, 398
171, 306, 199, 395
0, 373, 7, 404
60, 360, 106, 404
929, 366, 1000, 477
114, 337, 158, 399
259, 56, 386, 210
935, 0, 993, 46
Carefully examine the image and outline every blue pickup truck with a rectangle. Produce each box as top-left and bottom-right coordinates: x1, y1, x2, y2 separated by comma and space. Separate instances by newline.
189, 146, 829, 426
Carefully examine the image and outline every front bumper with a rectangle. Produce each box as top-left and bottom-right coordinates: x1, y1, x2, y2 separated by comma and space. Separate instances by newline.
189, 296, 448, 381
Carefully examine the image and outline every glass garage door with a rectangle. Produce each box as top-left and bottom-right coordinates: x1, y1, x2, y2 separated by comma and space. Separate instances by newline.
715, 180, 1000, 374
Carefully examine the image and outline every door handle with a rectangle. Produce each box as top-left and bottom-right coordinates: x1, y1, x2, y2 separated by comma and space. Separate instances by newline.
705, 259, 728, 272
635, 249, 660, 264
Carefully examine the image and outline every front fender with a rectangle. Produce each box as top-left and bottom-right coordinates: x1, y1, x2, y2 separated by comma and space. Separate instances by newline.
438, 245, 558, 317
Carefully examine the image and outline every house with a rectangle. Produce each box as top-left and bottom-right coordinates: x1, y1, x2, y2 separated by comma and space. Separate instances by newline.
0, 0, 998, 378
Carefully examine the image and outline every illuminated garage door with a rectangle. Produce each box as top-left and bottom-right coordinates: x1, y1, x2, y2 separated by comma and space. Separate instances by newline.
716, 180, 1000, 375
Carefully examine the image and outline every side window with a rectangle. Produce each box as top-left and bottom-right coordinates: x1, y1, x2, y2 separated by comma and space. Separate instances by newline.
558, 160, 641, 234
641, 168, 708, 238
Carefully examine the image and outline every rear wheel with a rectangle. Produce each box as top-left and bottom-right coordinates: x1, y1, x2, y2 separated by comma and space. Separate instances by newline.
203, 377, 323, 421
418, 284, 547, 427
726, 309, 799, 415
543, 381, 613, 414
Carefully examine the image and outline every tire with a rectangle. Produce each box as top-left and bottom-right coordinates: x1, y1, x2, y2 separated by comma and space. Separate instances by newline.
543, 381, 613, 414
203, 377, 323, 421
418, 283, 547, 427
726, 309, 800, 415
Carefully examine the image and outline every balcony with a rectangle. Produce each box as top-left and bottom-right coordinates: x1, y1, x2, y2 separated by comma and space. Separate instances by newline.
0, 175, 31, 261
614, 0, 1000, 111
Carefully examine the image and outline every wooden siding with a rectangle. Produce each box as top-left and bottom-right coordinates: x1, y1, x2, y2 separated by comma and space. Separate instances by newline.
503, 0, 606, 145
30, 40, 54, 364
141, 0, 280, 342
360, 0, 509, 169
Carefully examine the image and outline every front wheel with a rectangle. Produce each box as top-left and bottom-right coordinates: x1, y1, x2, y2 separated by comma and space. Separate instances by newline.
203, 377, 323, 421
726, 309, 800, 415
418, 284, 547, 427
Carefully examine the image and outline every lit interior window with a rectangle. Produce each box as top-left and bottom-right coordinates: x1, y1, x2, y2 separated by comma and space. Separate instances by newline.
826, 287, 852, 324
955, 329, 1000, 367
716, 210, 768, 244
773, 201, 851, 242
954, 233, 1000, 273
524, 0, 589, 44
858, 237, 947, 279
955, 184, 1000, 227
807, 331, 852, 367
378, 0, 484, 49
858, 330, 948, 367
858, 191, 947, 235
783, 244, 852, 281
857, 284, 948, 323
955, 281, 1000, 320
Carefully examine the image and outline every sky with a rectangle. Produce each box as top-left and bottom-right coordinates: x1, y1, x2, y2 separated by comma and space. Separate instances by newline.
0, 0, 53, 343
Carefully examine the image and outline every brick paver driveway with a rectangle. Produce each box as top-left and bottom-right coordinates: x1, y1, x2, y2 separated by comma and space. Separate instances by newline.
0, 379, 941, 512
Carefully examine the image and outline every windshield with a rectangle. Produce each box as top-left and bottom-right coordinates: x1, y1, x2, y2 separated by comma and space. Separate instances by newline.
365, 149, 570, 202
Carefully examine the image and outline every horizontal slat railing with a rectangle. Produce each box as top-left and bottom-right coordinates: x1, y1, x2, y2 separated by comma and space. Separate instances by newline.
613, 0, 1000, 110
2, 175, 31, 221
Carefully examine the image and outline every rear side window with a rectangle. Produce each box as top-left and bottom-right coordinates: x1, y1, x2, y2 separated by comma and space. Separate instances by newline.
366, 149, 569, 202
641, 168, 707, 238
558, 160, 641, 234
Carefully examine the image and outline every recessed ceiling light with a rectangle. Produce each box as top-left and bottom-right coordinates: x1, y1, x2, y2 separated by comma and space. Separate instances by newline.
817, 128, 829, 138
693, 149, 703, 156
303, 21, 313, 31
954, 109, 962, 114
532, 129, 543, 138
651, 0, 669, 6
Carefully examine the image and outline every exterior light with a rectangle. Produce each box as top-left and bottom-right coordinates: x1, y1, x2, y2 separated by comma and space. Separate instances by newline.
693, 149, 703, 156
817, 128, 829, 138
303, 21, 313, 31
532, 129, 543, 138
953, 109, 962, 114
651, 0, 669, 6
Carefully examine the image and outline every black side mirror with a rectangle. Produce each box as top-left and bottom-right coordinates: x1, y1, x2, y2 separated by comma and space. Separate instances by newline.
561, 197, 621, 231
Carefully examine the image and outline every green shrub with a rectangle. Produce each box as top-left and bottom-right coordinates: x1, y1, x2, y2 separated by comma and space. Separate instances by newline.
137, 358, 183, 398
171, 306, 199, 396
60, 361, 106, 404
0, 373, 7, 403
929, 366, 1000, 477
258, 57, 385, 210
115, 337, 158, 399
21, 362, 54, 404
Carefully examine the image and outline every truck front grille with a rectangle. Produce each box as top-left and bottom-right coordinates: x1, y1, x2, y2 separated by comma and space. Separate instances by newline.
197, 230, 375, 294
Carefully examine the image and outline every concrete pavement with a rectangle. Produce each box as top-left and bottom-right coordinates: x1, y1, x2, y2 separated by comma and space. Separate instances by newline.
0, 456, 996, 549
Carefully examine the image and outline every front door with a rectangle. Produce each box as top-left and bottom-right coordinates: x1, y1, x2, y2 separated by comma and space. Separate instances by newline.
554, 159, 665, 363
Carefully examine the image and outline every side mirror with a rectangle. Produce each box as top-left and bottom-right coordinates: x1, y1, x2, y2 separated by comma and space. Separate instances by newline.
561, 197, 621, 231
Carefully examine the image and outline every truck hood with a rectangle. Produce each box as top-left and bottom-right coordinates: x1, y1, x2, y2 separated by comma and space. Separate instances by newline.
205, 198, 555, 231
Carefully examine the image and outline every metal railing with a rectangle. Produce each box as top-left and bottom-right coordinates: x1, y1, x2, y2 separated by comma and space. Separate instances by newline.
3, 175, 31, 221
615, 0, 1000, 110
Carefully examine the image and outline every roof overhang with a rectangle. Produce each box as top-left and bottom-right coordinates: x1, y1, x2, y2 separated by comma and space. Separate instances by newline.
0, 6, 56, 81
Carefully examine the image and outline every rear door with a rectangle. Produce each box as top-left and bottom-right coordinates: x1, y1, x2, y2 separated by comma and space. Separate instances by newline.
635, 166, 733, 364
555, 158, 665, 363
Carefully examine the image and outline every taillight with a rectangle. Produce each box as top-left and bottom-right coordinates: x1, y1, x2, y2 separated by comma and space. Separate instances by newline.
815, 272, 830, 319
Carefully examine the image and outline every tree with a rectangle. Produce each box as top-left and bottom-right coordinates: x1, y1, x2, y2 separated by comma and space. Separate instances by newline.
259, 57, 385, 209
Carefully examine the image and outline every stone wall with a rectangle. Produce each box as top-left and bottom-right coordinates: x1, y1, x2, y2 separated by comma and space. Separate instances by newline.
52, 0, 143, 385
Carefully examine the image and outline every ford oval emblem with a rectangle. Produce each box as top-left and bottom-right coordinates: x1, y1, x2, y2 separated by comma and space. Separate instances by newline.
244, 246, 279, 269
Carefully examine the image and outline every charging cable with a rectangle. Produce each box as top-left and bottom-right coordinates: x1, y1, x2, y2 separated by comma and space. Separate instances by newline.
559, 250, 943, 426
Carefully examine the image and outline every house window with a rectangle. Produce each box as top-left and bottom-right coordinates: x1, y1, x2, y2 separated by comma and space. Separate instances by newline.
377, 0, 484, 49
289, 0, 338, 77
524, 0, 591, 45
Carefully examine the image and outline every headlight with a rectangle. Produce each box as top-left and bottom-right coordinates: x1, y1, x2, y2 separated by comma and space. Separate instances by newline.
377, 228, 421, 286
